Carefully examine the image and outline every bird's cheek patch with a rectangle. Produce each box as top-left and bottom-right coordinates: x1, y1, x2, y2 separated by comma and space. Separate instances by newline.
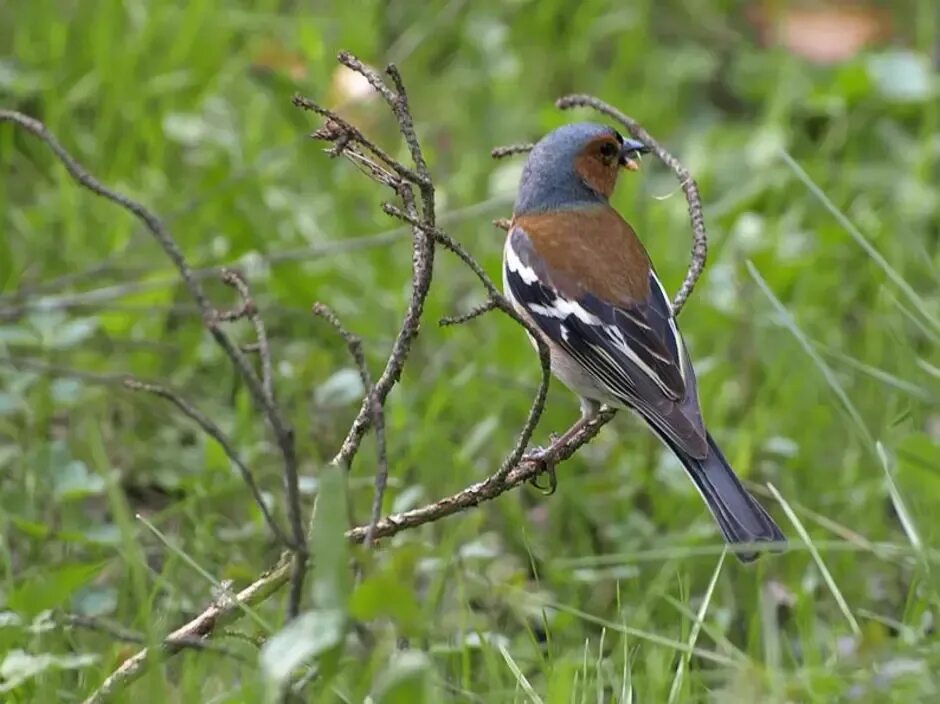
574, 152, 618, 198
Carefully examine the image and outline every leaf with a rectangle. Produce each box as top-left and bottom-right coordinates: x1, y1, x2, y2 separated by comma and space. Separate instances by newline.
53, 460, 106, 501
867, 51, 935, 103
0, 392, 22, 416
49, 317, 99, 349
0, 325, 37, 345
51, 378, 84, 404
314, 368, 365, 408
0, 650, 98, 693
0, 612, 23, 629
73, 585, 118, 618
259, 609, 345, 686
310, 465, 350, 611
252, 38, 309, 82
7, 562, 107, 618
329, 64, 378, 105
163, 112, 210, 147
349, 571, 423, 633
371, 650, 431, 704
457, 415, 499, 462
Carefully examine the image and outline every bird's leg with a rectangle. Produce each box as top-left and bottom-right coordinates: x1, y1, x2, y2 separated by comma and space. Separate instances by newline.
525, 398, 600, 494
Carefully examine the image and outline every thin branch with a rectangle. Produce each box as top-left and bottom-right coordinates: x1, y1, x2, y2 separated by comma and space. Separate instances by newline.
58, 613, 248, 661
0, 108, 308, 620
81, 555, 293, 704
295, 56, 437, 474
554, 94, 707, 315
219, 268, 276, 404
292, 96, 421, 192
382, 206, 556, 483
345, 409, 614, 543
491, 143, 534, 159
439, 298, 500, 326
312, 303, 389, 548
122, 378, 294, 549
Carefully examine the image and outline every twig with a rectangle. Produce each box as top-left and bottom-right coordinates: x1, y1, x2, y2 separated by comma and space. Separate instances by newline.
80, 554, 293, 704
58, 612, 248, 661
380, 205, 556, 481
439, 298, 500, 326
0, 108, 308, 621
554, 94, 707, 315
219, 268, 276, 404
344, 408, 615, 543
295, 57, 437, 473
312, 303, 389, 548
122, 378, 294, 549
491, 143, 535, 159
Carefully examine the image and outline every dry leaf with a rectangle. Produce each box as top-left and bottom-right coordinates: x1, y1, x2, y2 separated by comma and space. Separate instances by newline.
748, 1, 893, 64
251, 38, 308, 81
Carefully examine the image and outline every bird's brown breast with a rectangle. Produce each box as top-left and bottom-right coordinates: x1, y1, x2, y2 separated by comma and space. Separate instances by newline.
515, 206, 651, 305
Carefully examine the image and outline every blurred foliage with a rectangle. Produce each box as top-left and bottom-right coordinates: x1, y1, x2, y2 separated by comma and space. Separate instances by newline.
1, 0, 939, 701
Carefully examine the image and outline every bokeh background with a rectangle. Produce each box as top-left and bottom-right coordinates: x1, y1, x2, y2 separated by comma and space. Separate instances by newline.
1, 0, 938, 701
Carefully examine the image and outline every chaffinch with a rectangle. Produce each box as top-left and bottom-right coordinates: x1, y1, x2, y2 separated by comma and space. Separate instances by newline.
503, 122, 785, 561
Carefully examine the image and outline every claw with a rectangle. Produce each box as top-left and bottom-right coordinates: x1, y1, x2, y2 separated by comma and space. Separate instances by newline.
524, 445, 558, 495
531, 461, 557, 495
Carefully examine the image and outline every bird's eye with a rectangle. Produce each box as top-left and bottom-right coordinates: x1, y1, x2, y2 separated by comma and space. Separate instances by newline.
599, 141, 618, 160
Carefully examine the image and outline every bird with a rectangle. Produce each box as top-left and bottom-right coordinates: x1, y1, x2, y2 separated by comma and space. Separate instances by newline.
502, 122, 785, 561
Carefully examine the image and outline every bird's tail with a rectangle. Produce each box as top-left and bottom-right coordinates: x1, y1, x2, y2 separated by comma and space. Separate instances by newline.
662, 431, 786, 562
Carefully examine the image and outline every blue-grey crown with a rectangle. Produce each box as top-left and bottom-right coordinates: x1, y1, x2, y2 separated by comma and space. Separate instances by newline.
513, 122, 618, 216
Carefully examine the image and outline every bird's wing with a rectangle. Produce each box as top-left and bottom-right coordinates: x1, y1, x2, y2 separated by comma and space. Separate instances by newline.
504, 222, 708, 458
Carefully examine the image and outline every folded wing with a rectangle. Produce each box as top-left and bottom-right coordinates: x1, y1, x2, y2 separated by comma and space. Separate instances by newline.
504, 223, 708, 459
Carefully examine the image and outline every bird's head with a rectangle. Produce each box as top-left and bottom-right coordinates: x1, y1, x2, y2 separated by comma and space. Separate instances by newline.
514, 122, 650, 215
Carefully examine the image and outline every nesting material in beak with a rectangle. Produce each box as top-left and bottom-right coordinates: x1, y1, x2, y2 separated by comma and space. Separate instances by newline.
619, 138, 650, 171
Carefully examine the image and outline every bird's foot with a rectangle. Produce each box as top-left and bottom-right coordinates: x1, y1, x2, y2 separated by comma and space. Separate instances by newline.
524, 434, 560, 495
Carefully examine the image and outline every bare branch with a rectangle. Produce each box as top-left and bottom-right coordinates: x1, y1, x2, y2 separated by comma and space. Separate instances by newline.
295, 55, 437, 474
57, 612, 248, 661
380, 203, 558, 479
81, 554, 293, 704
491, 143, 534, 159
292, 96, 418, 192
312, 303, 389, 548
219, 268, 275, 404
346, 408, 615, 542
554, 94, 707, 315
439, 298, 500, 327
0, 108, 308, 620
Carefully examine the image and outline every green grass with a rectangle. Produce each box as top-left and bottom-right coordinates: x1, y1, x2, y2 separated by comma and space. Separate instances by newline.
2, 0, 939, 701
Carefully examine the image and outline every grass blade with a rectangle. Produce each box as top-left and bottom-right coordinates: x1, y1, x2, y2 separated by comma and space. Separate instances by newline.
780, 150, 940, 335
748, 261, 873, 447
876, 441, 923, 554
497, 643, 544, 704
666, 549, 726, 704
766, 484, 861, 635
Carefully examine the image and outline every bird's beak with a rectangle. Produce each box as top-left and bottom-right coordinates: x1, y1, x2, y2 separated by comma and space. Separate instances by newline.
619, 138, 650, 171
